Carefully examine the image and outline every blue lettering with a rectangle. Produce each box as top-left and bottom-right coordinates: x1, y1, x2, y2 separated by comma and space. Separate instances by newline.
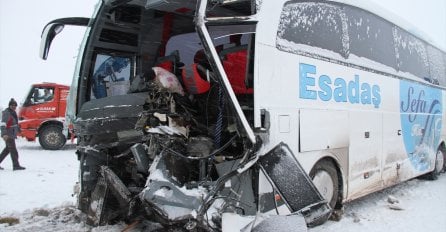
360, 83, 371, 105
298, 63, 381, 108
333, 78, 347, 102
400, 87, 413, 112
348, 75, 360, 104
372, 85, 381, 108
318, 75, 332, 101
299, 63, 317, 99
401, 87, 428, 122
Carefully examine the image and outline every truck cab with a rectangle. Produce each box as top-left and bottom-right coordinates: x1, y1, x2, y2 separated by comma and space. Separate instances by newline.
18, 83, 70, 150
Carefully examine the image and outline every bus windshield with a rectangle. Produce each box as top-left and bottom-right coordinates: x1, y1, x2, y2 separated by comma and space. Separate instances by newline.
70, 0, 256, 121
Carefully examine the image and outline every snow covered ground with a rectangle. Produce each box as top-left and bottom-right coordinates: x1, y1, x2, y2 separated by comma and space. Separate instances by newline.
0, 138, 445, 231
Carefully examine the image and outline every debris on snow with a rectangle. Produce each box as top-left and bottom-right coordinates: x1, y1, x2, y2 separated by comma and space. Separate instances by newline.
351, 213, 360, 223
0, 217, 20, 226
388, 203, 404, 211
33, 209, 50, 217
387, 195, 403, 210
0, 205, 125, 232
387, 195, 399, 204
330, 208, 344, 221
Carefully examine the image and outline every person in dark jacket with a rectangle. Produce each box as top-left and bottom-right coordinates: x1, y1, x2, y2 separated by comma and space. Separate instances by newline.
0, 98, 25, 170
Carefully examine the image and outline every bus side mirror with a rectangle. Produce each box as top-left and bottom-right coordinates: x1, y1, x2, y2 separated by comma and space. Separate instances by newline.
40, 23, 64, 60
39, 17, 90, 60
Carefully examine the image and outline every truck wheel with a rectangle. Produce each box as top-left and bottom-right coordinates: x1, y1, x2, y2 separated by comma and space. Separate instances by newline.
39, 125, 66, 150
310, 160, 339, 209
425, 149, 445, 180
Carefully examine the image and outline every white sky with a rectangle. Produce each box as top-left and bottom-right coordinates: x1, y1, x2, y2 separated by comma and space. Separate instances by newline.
0, 0, 445, 107
0, 0, 96, 107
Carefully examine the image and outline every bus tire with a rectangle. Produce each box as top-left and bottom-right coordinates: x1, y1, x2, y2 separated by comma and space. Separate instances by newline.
425, 149, 445, 180
39, 125, 66, 150
310, 159, 339, 209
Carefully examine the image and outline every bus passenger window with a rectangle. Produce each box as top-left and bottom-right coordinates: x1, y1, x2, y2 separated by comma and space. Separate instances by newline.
277, 2, 347, 58
346, 7, 397, 69
427, 45, 446, 86
394, 28, 429, 79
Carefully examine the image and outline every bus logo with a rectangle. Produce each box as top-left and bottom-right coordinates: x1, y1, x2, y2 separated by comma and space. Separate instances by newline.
299, 63, 381, 108
400, 80, 442, 171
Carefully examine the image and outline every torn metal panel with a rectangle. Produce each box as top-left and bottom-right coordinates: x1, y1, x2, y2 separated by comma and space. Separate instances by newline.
131, 143, 151, 174
86, 176, 108, 226
100, 166, 132, 207
258, 143, 332, 226
250, 214, 307, 232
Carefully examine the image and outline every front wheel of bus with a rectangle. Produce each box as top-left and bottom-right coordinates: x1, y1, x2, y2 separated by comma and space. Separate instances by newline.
310, 160, 339, 209
426, 149, 445, 180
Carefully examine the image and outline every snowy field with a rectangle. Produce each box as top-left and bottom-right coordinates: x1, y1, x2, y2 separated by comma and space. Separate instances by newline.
0, 138, 445, 231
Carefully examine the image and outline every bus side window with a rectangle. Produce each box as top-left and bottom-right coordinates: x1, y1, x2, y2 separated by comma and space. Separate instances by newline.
394, 28, 429, 79
277, 2, 347, 58
427, 45, 446, 86
346, 7, 397, 69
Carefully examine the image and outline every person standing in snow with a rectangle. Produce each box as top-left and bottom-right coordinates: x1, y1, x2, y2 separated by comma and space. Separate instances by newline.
0, 98, 25, 170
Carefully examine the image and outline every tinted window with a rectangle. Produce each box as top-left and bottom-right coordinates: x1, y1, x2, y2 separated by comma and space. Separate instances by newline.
277, 1, 347, 57
346, 7, 397, 69
99, 29, 138, 47
394, 28, 429, 78
427, 45, 446, 86
110, 6, 141, 24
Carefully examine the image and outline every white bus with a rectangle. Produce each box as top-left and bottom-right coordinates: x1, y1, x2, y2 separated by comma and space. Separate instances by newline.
40, 0, 446, 230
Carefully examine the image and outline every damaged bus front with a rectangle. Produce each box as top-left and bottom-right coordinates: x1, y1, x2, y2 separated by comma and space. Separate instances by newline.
40, 0, 330, 230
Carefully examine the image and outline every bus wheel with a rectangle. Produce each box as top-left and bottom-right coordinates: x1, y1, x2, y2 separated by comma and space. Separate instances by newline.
39, 125, 66, 150
426, 149, 445, 180
310, 160, 339, 209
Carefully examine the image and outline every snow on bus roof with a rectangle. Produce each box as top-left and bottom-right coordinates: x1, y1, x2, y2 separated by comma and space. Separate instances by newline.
328, 0, 446, 52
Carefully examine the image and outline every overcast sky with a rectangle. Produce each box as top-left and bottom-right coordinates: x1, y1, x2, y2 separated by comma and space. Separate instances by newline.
0, 0, 445, 107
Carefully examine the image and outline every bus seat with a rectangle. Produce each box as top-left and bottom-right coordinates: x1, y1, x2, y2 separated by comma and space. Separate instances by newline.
220, 45, 253, 94
182, 63, 210, 94
157, 60, 174, 72
155, 51, 180, 73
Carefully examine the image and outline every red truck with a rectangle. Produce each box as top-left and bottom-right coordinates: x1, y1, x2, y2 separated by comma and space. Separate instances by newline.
18, 83, 70, 150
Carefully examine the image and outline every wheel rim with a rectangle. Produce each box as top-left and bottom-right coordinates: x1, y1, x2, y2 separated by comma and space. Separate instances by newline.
435, 150, 444, 172
46, 131, 62, 146
312, 170, 335, 202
